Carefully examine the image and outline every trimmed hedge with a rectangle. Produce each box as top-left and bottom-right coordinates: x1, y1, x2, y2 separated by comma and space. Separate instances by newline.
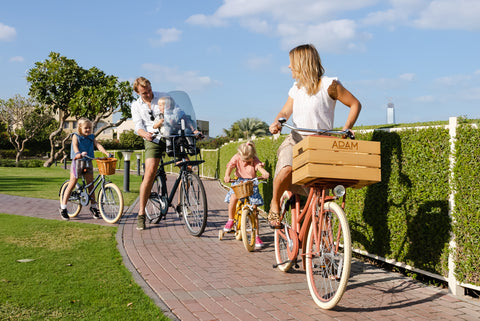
209, 124, 479, 284
452, 123, 480, 285
347, 128, 451, 277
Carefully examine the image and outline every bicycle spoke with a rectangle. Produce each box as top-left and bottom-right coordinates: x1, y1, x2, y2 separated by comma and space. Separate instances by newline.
181, 172, 207, 236
98, 183, 124, 224
306, 201, 351, 310
145, 177, 164, 224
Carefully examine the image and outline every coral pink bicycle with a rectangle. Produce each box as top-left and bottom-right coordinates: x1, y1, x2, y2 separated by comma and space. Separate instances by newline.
273, 118, 356, 310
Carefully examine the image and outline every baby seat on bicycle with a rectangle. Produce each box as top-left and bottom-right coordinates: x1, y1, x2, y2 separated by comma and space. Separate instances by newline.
165, 135, 200, 157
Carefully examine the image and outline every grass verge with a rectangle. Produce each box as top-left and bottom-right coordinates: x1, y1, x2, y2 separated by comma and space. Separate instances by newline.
0, 167, 142, 206
0, 213, 168, 320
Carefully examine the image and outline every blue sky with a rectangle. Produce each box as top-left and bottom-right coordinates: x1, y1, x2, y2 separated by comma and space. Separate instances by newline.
1, 0, 480, 137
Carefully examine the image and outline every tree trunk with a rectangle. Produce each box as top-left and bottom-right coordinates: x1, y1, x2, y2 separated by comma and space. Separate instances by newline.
43, 126, 64, 167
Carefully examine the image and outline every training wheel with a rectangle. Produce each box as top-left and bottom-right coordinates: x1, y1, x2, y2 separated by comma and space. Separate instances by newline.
235, 230, 242, 241
218, 230, 224, 240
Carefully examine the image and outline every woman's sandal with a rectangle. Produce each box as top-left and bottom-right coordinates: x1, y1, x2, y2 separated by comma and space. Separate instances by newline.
267, 210, 284, 229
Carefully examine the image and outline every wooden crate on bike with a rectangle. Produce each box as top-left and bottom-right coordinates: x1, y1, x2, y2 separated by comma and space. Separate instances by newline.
292, 136, 381, 188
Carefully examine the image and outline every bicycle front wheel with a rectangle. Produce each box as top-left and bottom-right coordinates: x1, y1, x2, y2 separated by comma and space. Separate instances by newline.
98, 183, 124, 224
180, 172, 207, 237
241, 208, 256, 252
145, 176, 164, 224
305, 201, 351, 310
59, 181, 82, 218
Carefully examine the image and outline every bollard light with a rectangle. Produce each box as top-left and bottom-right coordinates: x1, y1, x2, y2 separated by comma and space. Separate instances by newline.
122, 150, 133, 192
136, 153, 141, 176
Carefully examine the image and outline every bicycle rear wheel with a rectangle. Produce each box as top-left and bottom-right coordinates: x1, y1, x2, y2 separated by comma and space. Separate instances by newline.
274, 192, 297, 272
98, 183, 124, 224
305, 201, 351, 310
241, 208, 256, 252
180, 172, 207, 236
145, 176, 165, 224
59, 181, 82, 218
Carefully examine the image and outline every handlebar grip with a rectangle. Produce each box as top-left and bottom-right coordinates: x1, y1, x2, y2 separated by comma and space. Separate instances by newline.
345, 130, 355, 140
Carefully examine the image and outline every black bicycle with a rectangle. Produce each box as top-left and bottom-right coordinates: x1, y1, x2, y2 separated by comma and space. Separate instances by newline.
144, 91, 208, 236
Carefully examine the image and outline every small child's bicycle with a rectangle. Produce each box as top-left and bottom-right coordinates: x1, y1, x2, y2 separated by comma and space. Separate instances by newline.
59, 156, 124, 223
218, 178, 264, 252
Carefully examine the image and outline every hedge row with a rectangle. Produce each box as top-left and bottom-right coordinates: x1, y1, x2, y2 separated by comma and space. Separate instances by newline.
207, 123, 478, 286
452, 124, 480, 285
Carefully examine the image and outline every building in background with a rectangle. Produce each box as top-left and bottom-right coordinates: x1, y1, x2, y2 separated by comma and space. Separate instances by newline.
57, 112, 114, 140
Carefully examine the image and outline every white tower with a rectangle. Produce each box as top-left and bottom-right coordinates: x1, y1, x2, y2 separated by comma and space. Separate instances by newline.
387, 102, 395, 124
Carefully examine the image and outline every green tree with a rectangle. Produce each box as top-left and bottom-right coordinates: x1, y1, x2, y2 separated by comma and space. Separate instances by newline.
223, 117, 270, 140
0, 95, 54, 164
26, 52, 134, 167
119, 130, 144, 150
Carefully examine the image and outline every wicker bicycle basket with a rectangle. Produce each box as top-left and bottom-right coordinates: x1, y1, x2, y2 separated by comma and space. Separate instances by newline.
96, 158, 117, 175
232, 180, 254, 199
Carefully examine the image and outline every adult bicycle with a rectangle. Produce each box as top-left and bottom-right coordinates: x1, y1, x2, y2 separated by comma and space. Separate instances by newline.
218, 178, 264, 252
145, 121, 208, 237
273, 118, 356, 310
59, 156, 124, 223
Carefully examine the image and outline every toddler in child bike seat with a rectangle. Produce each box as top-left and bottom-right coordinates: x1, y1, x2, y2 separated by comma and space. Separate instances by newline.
223, 141, 270, 249
59, 118, 111, 220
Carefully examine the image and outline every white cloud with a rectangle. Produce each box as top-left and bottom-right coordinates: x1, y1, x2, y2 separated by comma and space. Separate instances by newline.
187, 0, 375, 52
435, 74, 472, 86
414, 95, 436, 103
278, 19, 365, 52
186, 14, 227, 27
413, 0, 480, 30
149, 28, 182, 47
9, 56, 24, 62
399, 73, 415, 81
0, 22, 16, 41
186, 0, 480, 53
245, 55, 272, 70
142, 63, 220, 92
362, 0, 480, 30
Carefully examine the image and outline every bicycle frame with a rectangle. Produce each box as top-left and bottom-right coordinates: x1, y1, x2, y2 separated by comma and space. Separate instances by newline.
155, 157, 204, 210
78, 172, 109, 204
280, 183, 344, 267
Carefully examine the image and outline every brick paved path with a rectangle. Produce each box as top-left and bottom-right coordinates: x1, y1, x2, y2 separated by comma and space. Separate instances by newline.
1, 177, 480, 320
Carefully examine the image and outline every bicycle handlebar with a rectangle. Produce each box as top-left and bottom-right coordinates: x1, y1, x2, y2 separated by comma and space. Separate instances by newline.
79, 154, 114, 161
230, 177, 266, 185
278, 117, 355, 139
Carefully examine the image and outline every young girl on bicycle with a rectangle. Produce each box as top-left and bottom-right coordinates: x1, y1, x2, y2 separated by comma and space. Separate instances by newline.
223, 140, 270, 249
59, 118, 111, 220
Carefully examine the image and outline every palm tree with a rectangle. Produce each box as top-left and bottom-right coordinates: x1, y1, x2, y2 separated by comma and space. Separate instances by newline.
223, 117, 269, 140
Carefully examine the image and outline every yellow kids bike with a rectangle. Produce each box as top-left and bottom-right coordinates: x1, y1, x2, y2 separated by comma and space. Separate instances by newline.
218, 178, 264, 252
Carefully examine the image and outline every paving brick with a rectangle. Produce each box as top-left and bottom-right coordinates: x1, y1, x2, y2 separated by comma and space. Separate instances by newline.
3, 176, 480, 320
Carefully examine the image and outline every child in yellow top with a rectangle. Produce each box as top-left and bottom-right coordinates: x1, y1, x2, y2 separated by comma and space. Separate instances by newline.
224, 141, 269, 249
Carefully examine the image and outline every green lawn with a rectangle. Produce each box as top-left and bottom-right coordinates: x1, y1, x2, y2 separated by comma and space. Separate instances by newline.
0, 214, 168, 320
0, 167, 169, 320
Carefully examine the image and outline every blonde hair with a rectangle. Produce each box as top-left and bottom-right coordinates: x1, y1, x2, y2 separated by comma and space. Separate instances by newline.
77, 118, 92, 136
289, 44, 325, 96
133, 76, 151, 94
159, 96, 175, 109
237, 140, 257, 161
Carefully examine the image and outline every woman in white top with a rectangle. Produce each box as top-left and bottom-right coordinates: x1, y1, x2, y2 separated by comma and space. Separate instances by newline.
268, 44, 362, 229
